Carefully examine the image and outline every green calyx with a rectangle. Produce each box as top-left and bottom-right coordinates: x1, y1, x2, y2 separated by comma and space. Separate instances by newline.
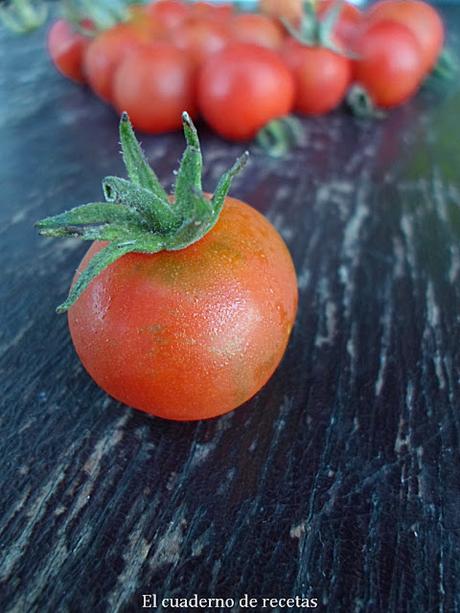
36, 112, 249, 314
282, 0, 345, 54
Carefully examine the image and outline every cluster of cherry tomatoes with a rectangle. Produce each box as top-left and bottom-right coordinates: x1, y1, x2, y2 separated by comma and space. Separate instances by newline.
48, 0, 446, 142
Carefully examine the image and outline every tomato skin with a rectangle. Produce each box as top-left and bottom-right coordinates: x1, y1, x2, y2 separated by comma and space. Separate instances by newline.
230, 13, 285, 50
365, 0, 444, 73
112, 43, 197, 134
352, 21, 424, 109
169, 16, 230, 68
47, 19, 88, 83
190, 2, 233, 22
144, 0, 190, 30
198, 43, 295, 141
281, 39, 351, 115
68, 197, 298, 421
83, 24, 145, 102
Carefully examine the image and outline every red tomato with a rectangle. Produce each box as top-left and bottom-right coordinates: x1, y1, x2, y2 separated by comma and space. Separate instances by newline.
365, 0, 444, 73
83, 24, 146, 101
198, 43, 295, 141
169, 16, 230, 67
281, 39, 351, 115
113, 43, 197, 133
317, 0, 362, 48
144, 0, 190, 30
68, 198, 298, 421
230, 13, 285, 50
352, 21, 424, 108
47, 19, 89, 83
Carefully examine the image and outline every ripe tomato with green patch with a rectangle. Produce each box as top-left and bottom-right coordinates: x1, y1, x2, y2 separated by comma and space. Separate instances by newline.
37, 114, 298, 421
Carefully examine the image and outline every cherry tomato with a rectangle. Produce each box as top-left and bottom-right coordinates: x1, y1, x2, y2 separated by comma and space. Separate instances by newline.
190, 2, 234, 22
230, 13, 285, 50
198, 43, 295, 141
68, 197, 298, 421
113, 43, 197, 133
144, 0, 190, 30
47, 19, 89, 83
169, 16, 230, 67
365, 0, 444, 74
352, 21, 424, 108
281, 39, 351, 115
83, 24, 146, 102
317, 0, 362, 48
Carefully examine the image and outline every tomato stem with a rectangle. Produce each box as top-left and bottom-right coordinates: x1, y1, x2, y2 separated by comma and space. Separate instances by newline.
256, 116, 304, 158
36, 112, 249, 312
282, 0, 345, 54
346, 85, 386, 119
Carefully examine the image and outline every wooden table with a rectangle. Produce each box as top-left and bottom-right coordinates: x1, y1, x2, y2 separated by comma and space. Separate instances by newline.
1, 7, 460, 612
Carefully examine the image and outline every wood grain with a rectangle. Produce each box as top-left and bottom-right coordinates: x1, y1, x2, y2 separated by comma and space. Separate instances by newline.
1, 8, 460, 612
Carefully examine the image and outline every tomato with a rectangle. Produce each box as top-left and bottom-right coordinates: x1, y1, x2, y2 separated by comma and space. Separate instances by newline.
47, 19, 89, 83
365, 0, 444, 74
37, 112, 298, 421
68, 197, 297, 421
190, 2, 233, 22
230, 13, 285, 50
352, 21, 424, 108
83, 24, 146, 101
113, 43, 197, 133
316, 0, 362, 48
169, 15, 230, 67
259, 0, 303, 25
198, 43, 295, 141
144, 0, 190, 30
281, 39, 351, 115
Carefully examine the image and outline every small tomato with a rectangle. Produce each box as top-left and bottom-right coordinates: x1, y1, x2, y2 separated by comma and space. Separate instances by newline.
169, 15, 230, 67
83, 24, 146, 102
47, 19, 89, 83
112, 43, 197, 134
281, 39, 351, 115
198, 43, 295, 141
229, 13, 285, 50
352, 20, 424, 108
364, 0, 444, 74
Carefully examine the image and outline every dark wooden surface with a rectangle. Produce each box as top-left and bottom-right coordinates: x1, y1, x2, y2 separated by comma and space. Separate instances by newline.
2, 8, 460, 613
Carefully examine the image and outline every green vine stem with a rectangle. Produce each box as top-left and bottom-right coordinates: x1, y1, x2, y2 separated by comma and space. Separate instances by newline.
61, 0, 131, 34
424, 47, 458, 87
36, 112, 249, 314
281, 0, 347, 54
0, 0, 47, 34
